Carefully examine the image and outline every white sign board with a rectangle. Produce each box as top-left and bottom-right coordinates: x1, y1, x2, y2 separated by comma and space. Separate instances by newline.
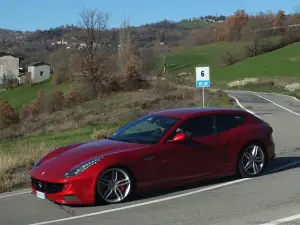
196, 67, 210, 88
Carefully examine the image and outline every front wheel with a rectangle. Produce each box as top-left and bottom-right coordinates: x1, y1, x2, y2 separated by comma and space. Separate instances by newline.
237, 143, 267, 178
96, 167, 134, 204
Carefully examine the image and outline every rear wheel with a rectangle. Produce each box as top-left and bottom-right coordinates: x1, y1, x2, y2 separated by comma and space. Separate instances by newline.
96, 167, 134, 204
237, 143, 266, 178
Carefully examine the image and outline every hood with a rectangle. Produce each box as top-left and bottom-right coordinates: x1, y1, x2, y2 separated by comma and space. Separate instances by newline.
31, 139, 146, 180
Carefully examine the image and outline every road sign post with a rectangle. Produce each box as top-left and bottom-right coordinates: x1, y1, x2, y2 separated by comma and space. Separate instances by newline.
195, 67, 210, 107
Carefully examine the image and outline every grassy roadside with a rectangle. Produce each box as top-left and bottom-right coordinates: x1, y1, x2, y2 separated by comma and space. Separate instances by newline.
0, 80, 70, 112
0, 81, 236, 193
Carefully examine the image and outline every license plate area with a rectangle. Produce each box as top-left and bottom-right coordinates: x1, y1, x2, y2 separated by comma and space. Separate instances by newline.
36, 190, 46, 199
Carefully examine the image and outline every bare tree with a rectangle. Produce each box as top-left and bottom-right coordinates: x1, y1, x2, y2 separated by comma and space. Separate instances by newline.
71, 8, 111, 97
118, 15, 132, 73
117, 16, 145, 91
153, 29, 169, 75
76, 8, 109, 58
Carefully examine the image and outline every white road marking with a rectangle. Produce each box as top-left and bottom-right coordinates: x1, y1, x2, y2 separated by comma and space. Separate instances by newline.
229, 95, 260, 118
0, 190, 31, 199
226, 89, 300, 103
27, 178, 251, 225
260, 213, 300, 224
267, 92, 300, 103
253, 94, 300, 116
25, 156, 300, 225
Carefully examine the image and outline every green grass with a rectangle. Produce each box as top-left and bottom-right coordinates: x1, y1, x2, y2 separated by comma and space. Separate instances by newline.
167, 42, 246, 75
167, 40, 300, 84
0, 80, 70, 111
213, 42, 300, 82
0, 123, 120, 154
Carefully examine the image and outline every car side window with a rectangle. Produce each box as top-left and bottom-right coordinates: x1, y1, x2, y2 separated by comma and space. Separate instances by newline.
215, 114, 244, 133
174, 115, 215, 138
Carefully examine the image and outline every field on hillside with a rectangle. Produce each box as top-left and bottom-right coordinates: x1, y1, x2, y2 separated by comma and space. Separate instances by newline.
0, 81, 70, 111
168, 42, 246, 74
214, 42, 300, 81
167, 39, 300, 87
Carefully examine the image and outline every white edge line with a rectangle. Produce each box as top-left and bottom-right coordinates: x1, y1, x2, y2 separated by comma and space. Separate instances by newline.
259, 213, 300, 225
226, 89, 300, 103
0, 190, 31, 199
253, 93, 300, 116
229, 95, 261, 118
27, 178, 251, 225
27, 155, 300, 225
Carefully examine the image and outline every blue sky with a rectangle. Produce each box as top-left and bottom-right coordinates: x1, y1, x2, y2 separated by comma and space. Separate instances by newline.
1, 0, 300, 31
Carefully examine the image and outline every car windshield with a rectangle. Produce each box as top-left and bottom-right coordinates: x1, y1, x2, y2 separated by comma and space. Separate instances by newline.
107, 115, 180, 144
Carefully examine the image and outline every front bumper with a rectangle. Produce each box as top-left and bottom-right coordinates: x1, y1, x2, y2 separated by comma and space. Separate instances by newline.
31, 176, 97, 205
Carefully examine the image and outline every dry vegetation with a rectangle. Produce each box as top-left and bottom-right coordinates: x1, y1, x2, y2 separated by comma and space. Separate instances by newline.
0, 79, 234, 192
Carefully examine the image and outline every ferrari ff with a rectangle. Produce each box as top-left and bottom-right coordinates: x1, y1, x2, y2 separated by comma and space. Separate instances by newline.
30, 107, 275, 205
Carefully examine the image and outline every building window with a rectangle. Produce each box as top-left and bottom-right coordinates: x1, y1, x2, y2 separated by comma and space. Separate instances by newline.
40, 71, 43, 76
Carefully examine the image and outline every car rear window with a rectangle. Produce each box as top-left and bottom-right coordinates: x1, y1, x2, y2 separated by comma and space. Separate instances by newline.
215, 114, 245, 133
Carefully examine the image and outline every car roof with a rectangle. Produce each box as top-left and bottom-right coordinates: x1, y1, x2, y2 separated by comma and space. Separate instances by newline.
150, 107, 247, 119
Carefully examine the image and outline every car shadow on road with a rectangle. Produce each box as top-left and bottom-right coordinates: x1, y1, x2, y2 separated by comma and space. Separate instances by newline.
263, 156, 300, 175
67, 156, 300, 208
134, 157, 300, 201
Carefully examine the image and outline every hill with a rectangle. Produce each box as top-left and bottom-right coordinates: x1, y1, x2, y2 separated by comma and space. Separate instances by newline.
0, 17, 224, 67
167, 40, 300, 86
214, 42, 300, 81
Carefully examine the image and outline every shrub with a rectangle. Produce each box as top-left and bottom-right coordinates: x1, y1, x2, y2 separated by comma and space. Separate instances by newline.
65, 89, 80, 107
91, 129, 113, 140
122, 53, 145, 91
0, 101, 19, 129
221, 51, 240, 67
21, 90, 64, 118
51, 90, 64, 111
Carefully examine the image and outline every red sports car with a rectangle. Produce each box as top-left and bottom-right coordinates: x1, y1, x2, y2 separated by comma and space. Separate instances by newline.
30, 107, 275, 205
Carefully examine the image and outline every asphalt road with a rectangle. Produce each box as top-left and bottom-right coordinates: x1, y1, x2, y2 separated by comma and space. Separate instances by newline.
1, 91, 300, 225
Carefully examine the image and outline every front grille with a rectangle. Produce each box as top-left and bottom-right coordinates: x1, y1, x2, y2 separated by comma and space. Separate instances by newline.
31, 178, 64, 193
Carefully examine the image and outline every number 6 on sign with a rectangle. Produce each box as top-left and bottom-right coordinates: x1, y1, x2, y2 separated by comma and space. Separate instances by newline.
195, 66, 210, 107
196, 67, 210, 88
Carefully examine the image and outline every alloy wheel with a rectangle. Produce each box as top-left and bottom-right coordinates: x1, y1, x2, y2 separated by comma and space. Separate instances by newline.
241, 145, 265, 176
97, 168, 132, 204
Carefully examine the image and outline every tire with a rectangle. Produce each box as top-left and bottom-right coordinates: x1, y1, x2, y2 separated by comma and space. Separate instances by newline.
237, 143, 267, 178
96, 167, 134, 204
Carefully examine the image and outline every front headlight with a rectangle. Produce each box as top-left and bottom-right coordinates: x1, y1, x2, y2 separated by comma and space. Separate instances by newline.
63, 156, 103, 178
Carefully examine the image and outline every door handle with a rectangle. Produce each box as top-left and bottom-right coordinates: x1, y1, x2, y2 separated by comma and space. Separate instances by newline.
144, 155, 154, 161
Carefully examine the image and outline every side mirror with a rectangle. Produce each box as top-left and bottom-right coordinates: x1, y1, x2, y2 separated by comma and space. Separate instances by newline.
167, 132, 190, 143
